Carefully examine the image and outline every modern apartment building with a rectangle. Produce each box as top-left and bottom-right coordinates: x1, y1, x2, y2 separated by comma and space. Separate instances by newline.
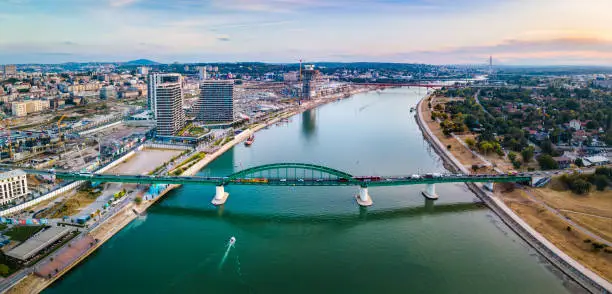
196, 80, 234, 123
147, 73, 182, 120
11, 100, 49, 117
0, 170, 28, 205
155, 81, 185, 136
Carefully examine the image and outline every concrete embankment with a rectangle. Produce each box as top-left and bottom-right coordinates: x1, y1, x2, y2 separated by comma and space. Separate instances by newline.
415, 96, 612, 293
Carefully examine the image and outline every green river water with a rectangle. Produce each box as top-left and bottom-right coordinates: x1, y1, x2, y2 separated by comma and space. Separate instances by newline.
45, 88, 582, 294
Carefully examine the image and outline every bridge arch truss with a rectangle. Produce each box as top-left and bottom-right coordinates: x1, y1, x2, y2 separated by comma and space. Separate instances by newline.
226, 163, 354, 183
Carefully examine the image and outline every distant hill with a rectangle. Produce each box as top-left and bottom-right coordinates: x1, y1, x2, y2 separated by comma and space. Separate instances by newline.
123, 59, 160, 66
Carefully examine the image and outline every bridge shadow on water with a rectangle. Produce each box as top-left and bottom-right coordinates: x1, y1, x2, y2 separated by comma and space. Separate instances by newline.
149, 200, 486, 229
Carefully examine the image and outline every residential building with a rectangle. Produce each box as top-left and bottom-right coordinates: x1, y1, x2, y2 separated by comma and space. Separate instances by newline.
0, 169, 28, 205
11, 102, 27, 117
3, 65, 16, 78
552, 156, 572, 169
99, 85, 116, 99
11, 100, 49, 117
196, 80, 234, 123
593, 79, 612, 89
137, 66, 149, 75
155, 81, 185, 136
283, 71, 298, 82
119, 90, 140, 99
147, 73, 182, 119
198, 67, 208, 80
569, 119, 581, 130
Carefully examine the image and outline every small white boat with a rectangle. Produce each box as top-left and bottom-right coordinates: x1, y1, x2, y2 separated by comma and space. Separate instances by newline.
229, 236, 236, 246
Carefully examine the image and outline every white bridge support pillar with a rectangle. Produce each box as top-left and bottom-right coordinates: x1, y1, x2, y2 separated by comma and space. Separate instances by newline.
211, 185, 229, 205
355, 186, 373, 207
422, 183, 439, 200
484, 182, 494, 192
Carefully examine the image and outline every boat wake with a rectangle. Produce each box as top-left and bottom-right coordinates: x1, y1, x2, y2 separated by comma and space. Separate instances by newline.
218, 236, 236, 270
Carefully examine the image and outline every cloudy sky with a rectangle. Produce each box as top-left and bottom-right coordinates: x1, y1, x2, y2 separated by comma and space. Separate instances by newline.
1, 0, 611, 65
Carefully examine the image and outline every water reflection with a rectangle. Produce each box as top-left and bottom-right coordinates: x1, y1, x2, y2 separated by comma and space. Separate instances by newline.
152, 200, 485, 227
301, 109, 317, 139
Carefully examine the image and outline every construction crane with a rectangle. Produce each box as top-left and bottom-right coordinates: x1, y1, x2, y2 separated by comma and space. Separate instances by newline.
299, 58, 303, 82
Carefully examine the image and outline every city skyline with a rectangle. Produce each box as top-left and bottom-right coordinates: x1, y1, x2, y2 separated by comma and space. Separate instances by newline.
1, 0, 611, 65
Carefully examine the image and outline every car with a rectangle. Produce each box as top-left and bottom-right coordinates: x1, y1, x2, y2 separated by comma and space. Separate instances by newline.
315, 179, 323, 182
298, 178, 305, 182
432, 173, 442, 178
280, 179, 287, 182
411, 175, 421, 179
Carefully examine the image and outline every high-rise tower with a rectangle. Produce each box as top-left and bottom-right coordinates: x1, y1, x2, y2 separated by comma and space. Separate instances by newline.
150, 73, 184, 136
147, 73, 182, 119
196, 80, 234, 123
301, 65, 320, 99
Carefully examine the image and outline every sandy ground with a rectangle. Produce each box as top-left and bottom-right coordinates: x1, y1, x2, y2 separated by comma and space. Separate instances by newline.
528, 181, 612, 243
498, 187, 612, 282
106, 148, 182, 175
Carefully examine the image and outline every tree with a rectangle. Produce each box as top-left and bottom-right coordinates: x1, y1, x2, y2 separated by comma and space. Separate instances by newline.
572, 179, 592, 195
508, 152, 517, 162
574, 158, 584, 167
540, 140, 555, 155
479, 141, 493, 155
521, 146, 535, 163
0, 264, 9, 276
465, 138, 476, 149
585, 120, 599, 130
593, 175, 609, 191
538, 154, 559, 170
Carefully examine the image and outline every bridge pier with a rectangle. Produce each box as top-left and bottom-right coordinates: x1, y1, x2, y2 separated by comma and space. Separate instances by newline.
355, 186, 373, 206
484, 182, 494, 192
211, 185, 229, 205
422, 183, 438, 200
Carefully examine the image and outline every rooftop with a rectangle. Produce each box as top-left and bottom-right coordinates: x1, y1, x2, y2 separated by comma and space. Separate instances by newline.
0, 169, 26, 180
6, 226, 72, 261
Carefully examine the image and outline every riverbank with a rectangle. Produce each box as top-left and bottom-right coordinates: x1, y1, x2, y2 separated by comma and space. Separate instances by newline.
415, 94, 612, 293
5, 87, 372, 293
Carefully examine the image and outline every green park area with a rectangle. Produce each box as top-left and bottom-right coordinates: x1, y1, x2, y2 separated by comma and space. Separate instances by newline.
170, 152, 206, 176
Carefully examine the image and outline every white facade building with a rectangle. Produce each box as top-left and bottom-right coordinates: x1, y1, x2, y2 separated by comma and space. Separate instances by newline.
0, 170, 28, 205
569, 119, 581, 130
198, 67, 208, 80
147, 73, 182, 119
155, 81, 185, 136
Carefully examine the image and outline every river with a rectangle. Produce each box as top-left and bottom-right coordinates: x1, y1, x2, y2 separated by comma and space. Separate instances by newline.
45, 88, 579, 293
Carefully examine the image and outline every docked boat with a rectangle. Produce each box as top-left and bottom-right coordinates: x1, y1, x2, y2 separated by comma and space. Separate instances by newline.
245, 134, 255, 146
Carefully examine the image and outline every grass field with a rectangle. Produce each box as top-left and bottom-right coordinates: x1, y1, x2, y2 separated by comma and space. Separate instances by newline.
499, 188, 612, 282
4, 225, 45, 242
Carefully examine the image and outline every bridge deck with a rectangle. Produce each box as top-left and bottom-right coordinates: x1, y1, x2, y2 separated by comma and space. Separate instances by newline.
51, 171, 530, 187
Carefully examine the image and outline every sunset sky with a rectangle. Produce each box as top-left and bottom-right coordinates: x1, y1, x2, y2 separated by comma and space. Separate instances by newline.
1, 0, 611, 65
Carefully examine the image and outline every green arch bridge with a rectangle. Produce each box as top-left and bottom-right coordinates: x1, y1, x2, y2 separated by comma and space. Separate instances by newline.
20, 163, 533, 206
